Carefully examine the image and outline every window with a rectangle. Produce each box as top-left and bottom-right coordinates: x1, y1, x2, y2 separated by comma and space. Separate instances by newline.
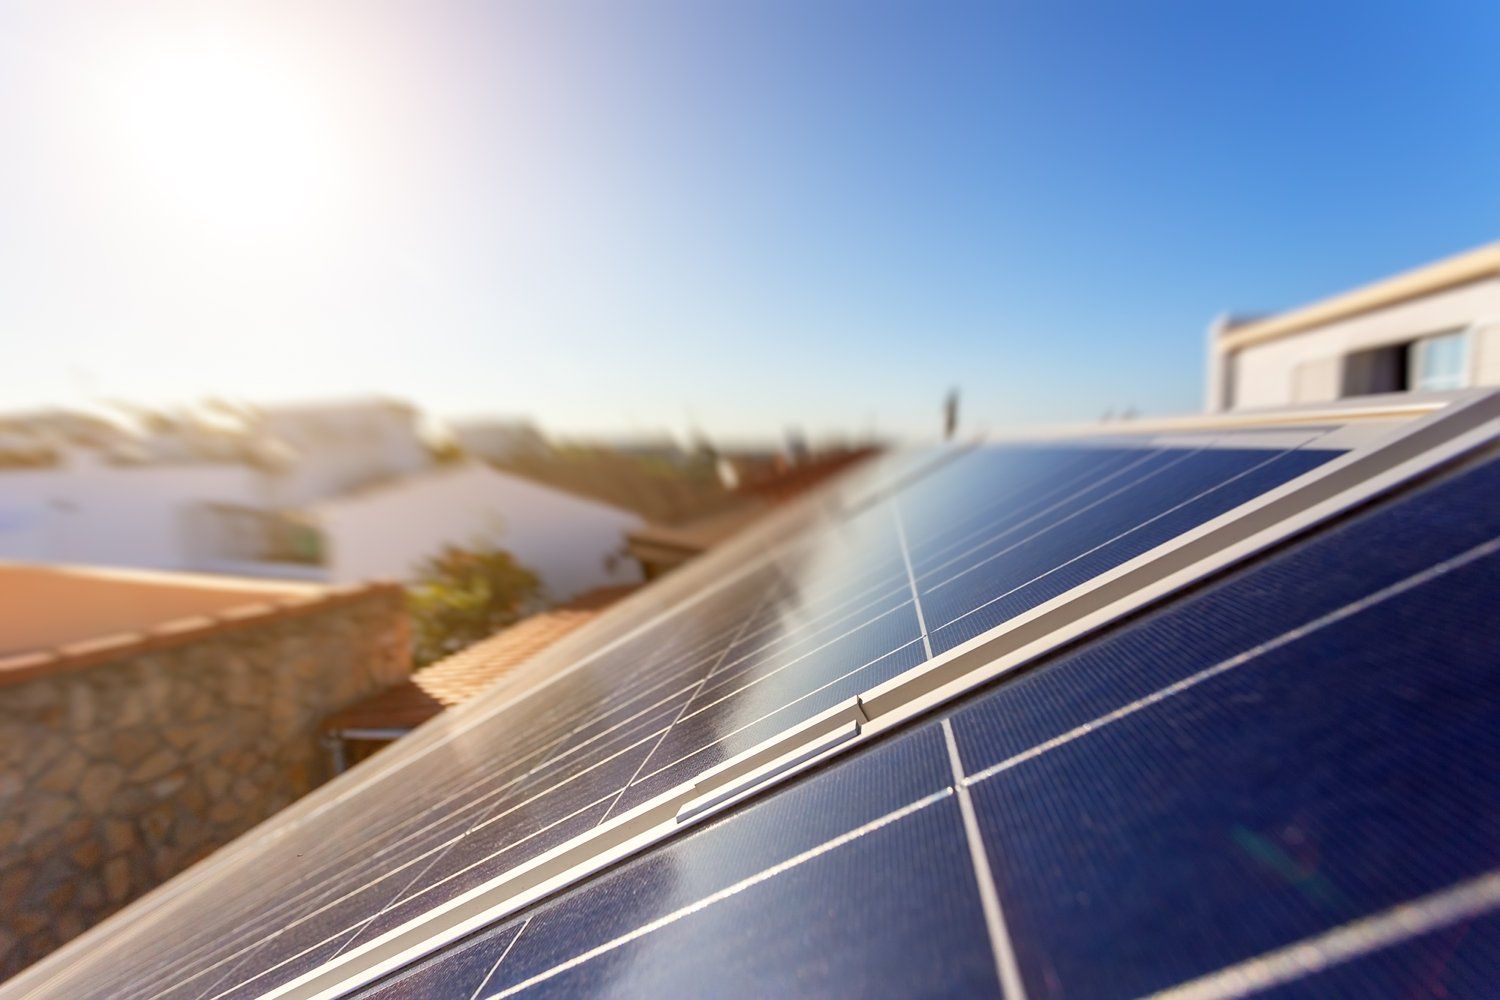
1340, 328, 1471, 398
1341, 343, 1409, 397
1410, 328, 1470, 392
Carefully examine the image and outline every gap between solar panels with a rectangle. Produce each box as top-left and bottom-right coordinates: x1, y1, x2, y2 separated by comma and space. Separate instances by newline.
241, 389, 1500, 1000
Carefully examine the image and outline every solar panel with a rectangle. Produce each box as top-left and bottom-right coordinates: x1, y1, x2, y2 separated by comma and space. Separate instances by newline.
5, 391, 1497, 1000
356, 722, 994, 999
354, 424, 1500, 999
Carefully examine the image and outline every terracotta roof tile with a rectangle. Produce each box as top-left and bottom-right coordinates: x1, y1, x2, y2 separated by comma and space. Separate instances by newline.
322, 585, 638, 734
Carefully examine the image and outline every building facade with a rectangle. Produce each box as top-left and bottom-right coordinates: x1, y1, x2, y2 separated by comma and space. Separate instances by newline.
1207, 242, 1500, 411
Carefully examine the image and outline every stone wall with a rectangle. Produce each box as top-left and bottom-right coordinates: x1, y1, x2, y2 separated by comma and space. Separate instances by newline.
0, 584, 410, 980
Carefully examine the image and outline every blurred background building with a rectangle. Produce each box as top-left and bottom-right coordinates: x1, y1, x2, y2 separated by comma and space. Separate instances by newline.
1208, 242, 1500, 411
0, 398, 645, 600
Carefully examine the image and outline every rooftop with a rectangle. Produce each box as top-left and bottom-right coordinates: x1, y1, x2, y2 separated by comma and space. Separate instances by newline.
322, 585, 638, 735
0, 562, 396, 686
627, 447, 878, 576
1219, 240, 1500, 351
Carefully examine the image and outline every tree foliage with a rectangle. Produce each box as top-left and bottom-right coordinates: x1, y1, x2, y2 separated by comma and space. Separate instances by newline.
407, 545, 543, 666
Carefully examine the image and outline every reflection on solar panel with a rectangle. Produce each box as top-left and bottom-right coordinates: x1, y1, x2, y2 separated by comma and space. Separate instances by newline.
5, 391, 1498, 1000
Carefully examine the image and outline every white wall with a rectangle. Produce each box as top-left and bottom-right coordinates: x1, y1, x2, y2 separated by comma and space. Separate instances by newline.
1217, 277, 1500, 410
0, 454, 260, 571
254, 402, 432, 507
312, 462, 644, 597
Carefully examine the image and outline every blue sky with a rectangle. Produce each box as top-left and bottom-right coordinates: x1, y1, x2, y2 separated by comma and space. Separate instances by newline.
1, 1, 1497, 441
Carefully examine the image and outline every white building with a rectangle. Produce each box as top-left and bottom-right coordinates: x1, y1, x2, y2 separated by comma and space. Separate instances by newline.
195, 462, 643, 598
0, 451, 259, 570
0, 400, 644, 597
1207, 242, 1500, 411
245, 398, 434, 507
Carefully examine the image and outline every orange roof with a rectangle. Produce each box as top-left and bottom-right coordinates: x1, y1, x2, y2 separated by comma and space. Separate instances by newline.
322, 585, 637, 734
0, 564, 396, 688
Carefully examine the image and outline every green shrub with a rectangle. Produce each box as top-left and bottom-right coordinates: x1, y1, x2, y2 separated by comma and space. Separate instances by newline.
407, 545, 543, 666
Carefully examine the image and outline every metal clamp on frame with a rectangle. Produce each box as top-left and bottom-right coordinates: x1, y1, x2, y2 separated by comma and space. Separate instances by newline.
676, 700, 868, 825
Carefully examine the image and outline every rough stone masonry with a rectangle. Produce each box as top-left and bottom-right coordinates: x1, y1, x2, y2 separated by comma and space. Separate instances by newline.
0, 584, 410, 981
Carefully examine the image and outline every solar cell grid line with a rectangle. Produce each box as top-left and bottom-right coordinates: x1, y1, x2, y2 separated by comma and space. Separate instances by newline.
476, 794, 970, 999
946, 446, 1500, 787
905, 435, 1334, 583
531, 439, 1333, 817
150, 563, 858, 1000
183, 721, 693, 999
916, 441, 1316, 593
940, 450, 1345, 653
1149, 872, 1500, 1000
130, 712, 683, 1000
612, 595, 923, 775
896, 451, 1151, 592
954, 529, 1500, 786
613, 613, 930, 798
109, 581, 798, 1000
1234, 901, 1500, 1000
342, 699, 754, 941
946, 539, 1500, 992
916, 447, 1341, 651
899, 429, 1336, 586
613, 638, 928, 811
147, 684, 719, 1000
891, 498, 934, 659
470, 917, 531, 1000
899, 443, 1189, 581
356, 722, 987, 1000
133, 731, 591, 1000
705, 541, 911, 657
899, 445, 1170, 572
104, 617, 738, 1000
217, 560, 900, 965
922, 443, 1337, 650
911, 442, 1217, 596
638, 567, 917, 726
594, 588, 778, 828
941, 719, 1025, 1000
681, 587, 917, 713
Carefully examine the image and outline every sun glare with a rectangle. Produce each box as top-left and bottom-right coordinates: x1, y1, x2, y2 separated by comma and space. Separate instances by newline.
107, 36, 340, 238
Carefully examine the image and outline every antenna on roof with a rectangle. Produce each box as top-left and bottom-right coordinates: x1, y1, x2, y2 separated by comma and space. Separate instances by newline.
943, 387, 960, 441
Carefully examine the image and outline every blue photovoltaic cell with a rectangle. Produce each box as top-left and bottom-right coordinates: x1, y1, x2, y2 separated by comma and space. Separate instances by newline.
11, 431, 1356, 1000
904, 444, 1337, 652
495, 798, 990, 998
357, 450, 1500, 1000
947, 452, 1500, 775
360, 723, 996, 999
359, 921, 526, 1000
964, 550, 1500, 997
1253, 908, 1500, 1000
